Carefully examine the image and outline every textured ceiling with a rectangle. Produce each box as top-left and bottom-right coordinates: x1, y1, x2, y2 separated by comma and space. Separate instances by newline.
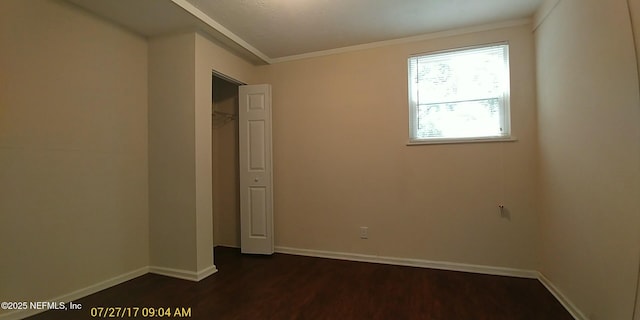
66, 0, 542, 64
185, 0, 542, 59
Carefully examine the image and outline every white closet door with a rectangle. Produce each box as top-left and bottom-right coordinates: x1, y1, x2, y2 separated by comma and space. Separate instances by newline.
239, 84, 274, 254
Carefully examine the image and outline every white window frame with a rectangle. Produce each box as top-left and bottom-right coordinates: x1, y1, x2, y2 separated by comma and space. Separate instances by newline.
407, 42, 515, 145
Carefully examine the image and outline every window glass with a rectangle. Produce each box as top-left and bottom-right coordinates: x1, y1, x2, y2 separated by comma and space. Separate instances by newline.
408, 43, 510, 142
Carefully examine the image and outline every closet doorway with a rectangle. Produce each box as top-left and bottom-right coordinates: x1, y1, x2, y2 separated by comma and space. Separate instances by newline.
212, 72, 274, 255
212, 74, 241, 249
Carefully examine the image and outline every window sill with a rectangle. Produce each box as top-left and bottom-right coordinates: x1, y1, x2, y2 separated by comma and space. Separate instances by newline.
406, 136, 518, 146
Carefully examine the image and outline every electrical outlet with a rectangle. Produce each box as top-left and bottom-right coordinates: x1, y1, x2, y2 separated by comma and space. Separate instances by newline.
359, 227, 368, 239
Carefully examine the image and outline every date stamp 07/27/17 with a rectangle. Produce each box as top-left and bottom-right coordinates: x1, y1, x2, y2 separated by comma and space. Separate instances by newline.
1, 302, 193, 318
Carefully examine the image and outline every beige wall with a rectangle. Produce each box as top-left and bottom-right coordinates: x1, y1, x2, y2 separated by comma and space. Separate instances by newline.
212, 78, 241, 248
148, 33, 199, 272
0, 0, 148, 311
254, 24, 539, 270
535, 0, 640, 318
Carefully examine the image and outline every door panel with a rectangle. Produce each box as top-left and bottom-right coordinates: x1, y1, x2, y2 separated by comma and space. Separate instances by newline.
249, 187, 267, 237
248, 120, 266, 170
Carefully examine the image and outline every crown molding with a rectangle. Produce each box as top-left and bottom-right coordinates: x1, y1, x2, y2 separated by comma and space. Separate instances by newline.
269, 18, 532, 64
533, 0, 562, 31
170, 0, 272, 64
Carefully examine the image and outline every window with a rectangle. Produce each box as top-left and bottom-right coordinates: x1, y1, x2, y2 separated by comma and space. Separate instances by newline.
408, 43, 511, 143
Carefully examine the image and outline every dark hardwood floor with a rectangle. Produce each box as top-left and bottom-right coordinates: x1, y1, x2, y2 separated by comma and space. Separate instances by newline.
28, 247, 573, 319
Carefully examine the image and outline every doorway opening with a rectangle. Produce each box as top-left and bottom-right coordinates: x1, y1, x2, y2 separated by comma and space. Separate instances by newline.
212, 74, 241, 249
211, 72, 274, 255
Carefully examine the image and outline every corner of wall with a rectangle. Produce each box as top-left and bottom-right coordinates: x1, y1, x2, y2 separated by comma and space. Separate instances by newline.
533, 0, 562, 31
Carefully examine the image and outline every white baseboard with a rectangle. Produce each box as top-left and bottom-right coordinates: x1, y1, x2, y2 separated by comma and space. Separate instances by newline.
0, 267, 149, 320
196, 265, 218, 281
275, 246, 538, 279
537, 272, 586, 320
149, 264, 217, 282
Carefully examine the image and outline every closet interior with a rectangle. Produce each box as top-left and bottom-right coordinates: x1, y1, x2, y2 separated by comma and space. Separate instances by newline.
212, 75, 241, 248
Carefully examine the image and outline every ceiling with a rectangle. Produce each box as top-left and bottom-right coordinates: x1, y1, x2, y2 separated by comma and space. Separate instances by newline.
67, 0, 542, 64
